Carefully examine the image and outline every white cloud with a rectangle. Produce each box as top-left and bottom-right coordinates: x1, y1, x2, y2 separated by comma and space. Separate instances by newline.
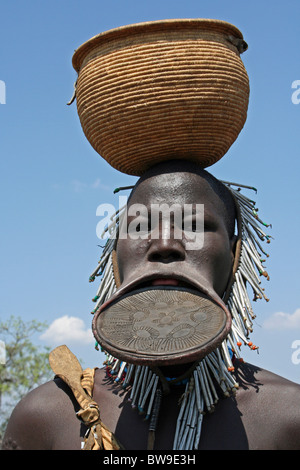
91, 178, 101, 189
263, 308, 300, 330
91, 178, 110, 191
40, 315, 94, 345
70, 179, 87, 192
70, 178, 110, 192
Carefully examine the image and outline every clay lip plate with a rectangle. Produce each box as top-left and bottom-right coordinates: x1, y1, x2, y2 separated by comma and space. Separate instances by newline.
93, 286, 231, 366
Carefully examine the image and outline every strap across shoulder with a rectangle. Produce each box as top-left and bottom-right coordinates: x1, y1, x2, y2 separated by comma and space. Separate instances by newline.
49, 345, 122, 450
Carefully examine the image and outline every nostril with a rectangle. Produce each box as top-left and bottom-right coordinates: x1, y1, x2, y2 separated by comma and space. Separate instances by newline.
171, 252, 183, 262
149, 250, 184, 263
150, 253, 161, 262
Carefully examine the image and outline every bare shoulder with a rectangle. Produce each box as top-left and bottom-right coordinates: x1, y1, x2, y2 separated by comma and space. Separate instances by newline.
2, 377, 80, 450
235, 362, 300, 449
237, 361, 300, 401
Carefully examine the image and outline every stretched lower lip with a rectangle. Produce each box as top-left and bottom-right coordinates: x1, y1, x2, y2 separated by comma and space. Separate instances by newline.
151, 279, 179, 286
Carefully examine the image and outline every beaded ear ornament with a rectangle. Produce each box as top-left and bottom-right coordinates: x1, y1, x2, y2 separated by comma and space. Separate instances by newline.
88, 181, 272, 450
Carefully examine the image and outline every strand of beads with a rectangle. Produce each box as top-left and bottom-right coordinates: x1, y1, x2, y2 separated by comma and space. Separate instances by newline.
221, 181, 271, 359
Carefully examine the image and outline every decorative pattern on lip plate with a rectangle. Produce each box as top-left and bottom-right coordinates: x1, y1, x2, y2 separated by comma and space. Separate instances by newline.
96, 287, 228, 364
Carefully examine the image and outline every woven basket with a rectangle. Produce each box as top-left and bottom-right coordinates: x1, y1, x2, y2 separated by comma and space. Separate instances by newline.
72, 19, 249, 176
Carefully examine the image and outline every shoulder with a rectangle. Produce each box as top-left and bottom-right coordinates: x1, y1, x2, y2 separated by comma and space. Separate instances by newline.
2, 377, 79, 450
235, 362, 300, 449
258, 367, 300, 447
237, 361, 300, 403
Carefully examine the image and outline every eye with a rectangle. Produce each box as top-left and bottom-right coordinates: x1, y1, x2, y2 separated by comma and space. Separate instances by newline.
183, 216, 204, 233
135, 221, 151, 233
203, 218, 218, 232
127, 216, 152, 237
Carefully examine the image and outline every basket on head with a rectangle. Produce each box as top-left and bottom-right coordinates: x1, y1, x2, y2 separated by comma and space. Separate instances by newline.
72, 19, 249, 176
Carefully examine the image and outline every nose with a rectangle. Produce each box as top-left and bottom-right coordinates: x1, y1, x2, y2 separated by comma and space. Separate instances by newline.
147, 237, 186, 263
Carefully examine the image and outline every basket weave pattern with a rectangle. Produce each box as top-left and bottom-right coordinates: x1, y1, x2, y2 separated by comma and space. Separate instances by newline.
74, 20, 249, 175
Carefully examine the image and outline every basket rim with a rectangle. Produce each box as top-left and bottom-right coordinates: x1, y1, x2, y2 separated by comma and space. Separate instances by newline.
72, 18, 245, 72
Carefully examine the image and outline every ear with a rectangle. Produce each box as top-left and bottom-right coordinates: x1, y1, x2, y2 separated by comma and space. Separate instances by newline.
223, 234, 241, 304
111, 249, 121, 288
230, 232, 242, 278
230, 234, 238, 262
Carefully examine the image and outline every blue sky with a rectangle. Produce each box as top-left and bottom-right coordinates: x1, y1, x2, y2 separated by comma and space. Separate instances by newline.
1, 0, 300, 383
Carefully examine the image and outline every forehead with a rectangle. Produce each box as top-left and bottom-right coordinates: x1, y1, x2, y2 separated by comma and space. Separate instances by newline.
128, 171, 225, 212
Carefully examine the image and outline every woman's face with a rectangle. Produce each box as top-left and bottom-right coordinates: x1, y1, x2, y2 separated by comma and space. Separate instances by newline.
116, 170, 236, 302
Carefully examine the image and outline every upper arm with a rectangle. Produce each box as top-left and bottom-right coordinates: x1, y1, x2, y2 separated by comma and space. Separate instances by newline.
280, 384, 300, 449
2, 382, 56, 450
2, 378, 84, 450
261, 373, 300, 450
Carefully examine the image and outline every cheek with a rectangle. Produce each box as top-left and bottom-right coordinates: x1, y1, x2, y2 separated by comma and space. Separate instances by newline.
187, 233, 233, 292
116, 238, 149, 280
209, 235, 233, 292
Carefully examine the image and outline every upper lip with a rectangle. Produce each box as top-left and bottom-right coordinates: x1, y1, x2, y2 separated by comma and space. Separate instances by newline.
129, 275, 194, 290
118, 273, 201, 295
98, 270, 220, 313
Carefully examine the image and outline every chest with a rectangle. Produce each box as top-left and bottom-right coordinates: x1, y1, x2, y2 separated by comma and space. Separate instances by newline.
93, 374, 249, 450
51, 369, 287, 450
